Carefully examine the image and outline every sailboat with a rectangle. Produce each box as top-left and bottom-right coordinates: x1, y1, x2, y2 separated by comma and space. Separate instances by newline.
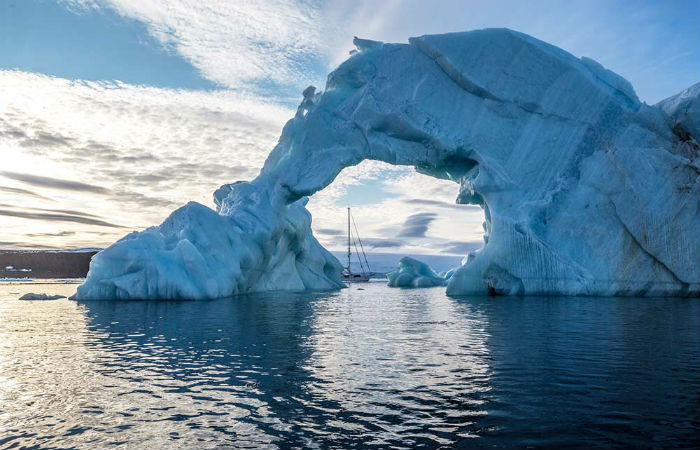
341, 207, 372, 282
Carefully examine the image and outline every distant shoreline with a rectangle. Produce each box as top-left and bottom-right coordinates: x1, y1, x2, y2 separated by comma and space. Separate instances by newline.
0, 250, 98, 279
0, 249, 464, 280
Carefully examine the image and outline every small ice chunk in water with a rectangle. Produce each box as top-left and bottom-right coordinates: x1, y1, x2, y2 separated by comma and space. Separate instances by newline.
19, 293, 66, 300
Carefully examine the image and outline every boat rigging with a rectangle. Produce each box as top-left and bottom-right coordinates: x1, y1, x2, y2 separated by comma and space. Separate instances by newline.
341, 207, 371, 282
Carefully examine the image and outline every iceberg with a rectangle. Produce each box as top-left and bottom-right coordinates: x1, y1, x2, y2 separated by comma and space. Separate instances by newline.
75, 198, 344, 299
75, 28, 700, 300
387, 257, 454, 288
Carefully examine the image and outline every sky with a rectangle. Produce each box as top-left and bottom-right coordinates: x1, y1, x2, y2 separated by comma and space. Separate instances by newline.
0, 0, 698, 255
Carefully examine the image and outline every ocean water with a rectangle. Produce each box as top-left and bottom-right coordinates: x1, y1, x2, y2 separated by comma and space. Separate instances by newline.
0, 280, 698, 449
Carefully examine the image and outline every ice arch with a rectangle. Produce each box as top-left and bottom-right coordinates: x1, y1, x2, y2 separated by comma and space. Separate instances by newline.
75, 29, 700, 300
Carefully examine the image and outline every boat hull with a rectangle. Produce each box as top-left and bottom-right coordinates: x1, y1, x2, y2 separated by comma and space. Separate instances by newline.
342, 274, 371, 282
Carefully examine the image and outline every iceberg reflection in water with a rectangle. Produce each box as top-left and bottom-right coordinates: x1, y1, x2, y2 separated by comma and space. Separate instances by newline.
0, 281, 698, 449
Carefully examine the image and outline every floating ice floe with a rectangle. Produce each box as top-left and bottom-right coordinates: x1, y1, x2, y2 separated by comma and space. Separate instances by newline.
75, 29, 700, 300
19, 293, 66, 300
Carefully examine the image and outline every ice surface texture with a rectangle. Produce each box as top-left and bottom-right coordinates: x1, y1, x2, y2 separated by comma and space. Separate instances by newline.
75, 29, 700, 299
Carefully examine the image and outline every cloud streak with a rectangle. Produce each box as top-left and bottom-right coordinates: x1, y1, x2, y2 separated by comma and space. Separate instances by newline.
0, 185, 49, 199
398, 212, 438, 238
0, 203, 102, 218
1, 171, 111, 194
0, 209, 123, 228
403, 198, 482, 211
363, 238, 404, 249
314, 228, 344, 236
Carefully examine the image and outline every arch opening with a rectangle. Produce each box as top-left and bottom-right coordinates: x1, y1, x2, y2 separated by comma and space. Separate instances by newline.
306, 160, 486, 276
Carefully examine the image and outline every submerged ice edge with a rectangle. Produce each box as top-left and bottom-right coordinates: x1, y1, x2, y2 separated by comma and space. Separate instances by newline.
75, 28, 700, 300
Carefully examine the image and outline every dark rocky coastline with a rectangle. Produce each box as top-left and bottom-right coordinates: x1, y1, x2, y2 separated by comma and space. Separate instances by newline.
0, 250, 98, 278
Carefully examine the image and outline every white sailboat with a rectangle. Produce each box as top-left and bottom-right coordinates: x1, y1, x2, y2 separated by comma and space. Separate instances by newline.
341, 207, 372, 282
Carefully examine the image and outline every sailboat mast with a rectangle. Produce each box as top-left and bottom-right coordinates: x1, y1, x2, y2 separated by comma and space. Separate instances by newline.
347, 207, 351, 273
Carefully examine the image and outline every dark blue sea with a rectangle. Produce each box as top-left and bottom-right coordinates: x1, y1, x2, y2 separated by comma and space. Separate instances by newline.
1, 281, 698, 449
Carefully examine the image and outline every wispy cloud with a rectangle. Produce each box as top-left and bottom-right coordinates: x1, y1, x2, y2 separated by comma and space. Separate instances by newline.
397, 212, 438, 238
0, 203, 101, 218
314, 228, 344, 236
26, 231, 76, 237
362, 238, 405, 249
62, 0, 330, 97
1, 171, 110, 194
403, 198, 482, 211
330, 236, 404, 249
0, 186, 49, 199
0, 209, 123, 228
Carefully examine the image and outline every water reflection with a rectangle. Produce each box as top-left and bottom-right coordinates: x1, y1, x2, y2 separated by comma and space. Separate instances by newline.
464, 296, 700, 449
77, 291, 327, 448
301, 289, 492, 447
0, 282, 698, 449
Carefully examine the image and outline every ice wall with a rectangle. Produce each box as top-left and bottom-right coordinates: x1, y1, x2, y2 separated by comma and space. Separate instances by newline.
75, 29, 700, 299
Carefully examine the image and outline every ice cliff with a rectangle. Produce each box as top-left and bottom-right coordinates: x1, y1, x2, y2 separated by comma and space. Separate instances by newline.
75, 28, 700, 300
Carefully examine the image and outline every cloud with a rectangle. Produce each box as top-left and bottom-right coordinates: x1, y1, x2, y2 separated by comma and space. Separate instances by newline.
360, 238, 404, 249
26, 231, 76, 237
403, 198, 482, 211
314, 228, 344, 236
327, 235, 404, 249
63, 0, 330, 96
0, 186, 49, 199
397, 212, 438, 238
0, 209, 123, 228
0, 203, 101, 219
112, 190, 179, 209
0, 241, 59, 250
0, 171, 111, 194
19, 130, 76, 148
405, 198, 455, 207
